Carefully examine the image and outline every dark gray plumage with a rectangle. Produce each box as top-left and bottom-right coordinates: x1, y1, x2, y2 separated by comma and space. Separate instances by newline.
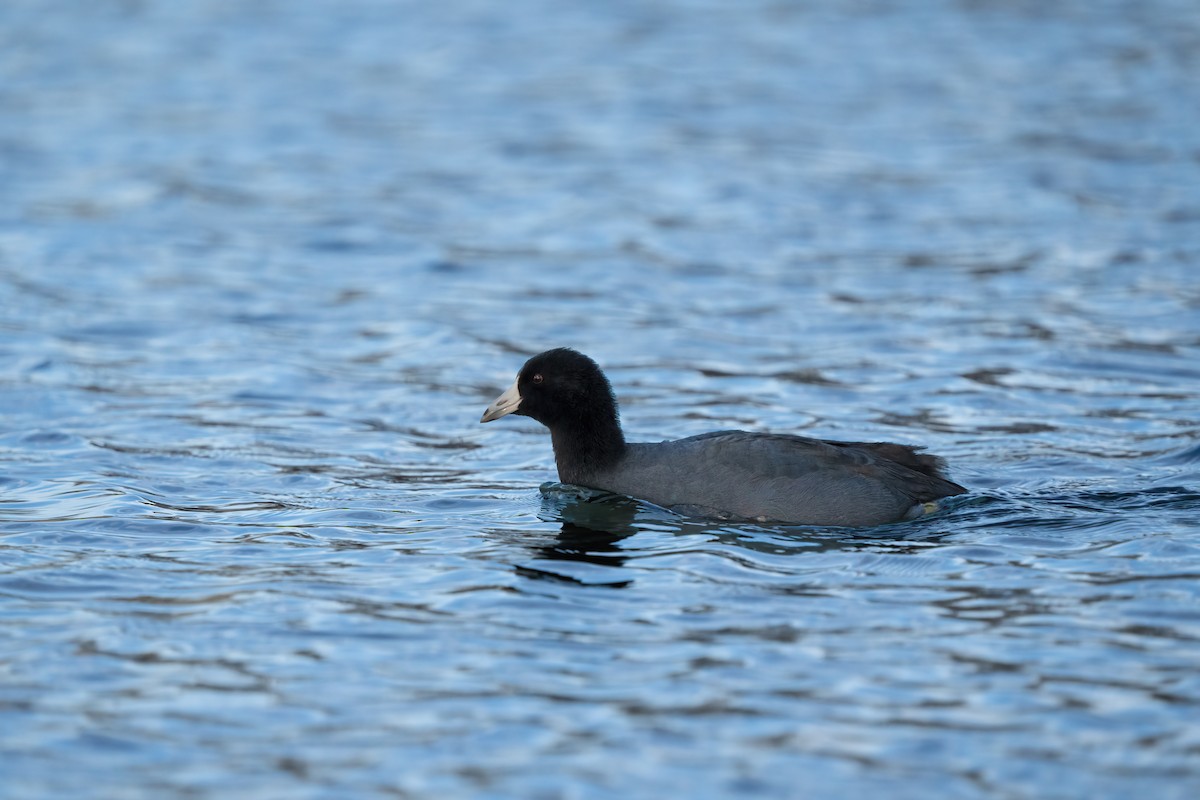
481, 348, 966, 526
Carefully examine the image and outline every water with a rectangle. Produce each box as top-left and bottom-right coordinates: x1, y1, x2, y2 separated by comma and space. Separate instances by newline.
2, 0, 1199, 797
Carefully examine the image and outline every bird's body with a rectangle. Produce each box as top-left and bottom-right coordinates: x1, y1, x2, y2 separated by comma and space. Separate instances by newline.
580, 432, 963, 526
482, 348, 966, 527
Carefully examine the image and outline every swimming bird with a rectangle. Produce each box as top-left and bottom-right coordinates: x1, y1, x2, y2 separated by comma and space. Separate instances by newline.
481, 348, 966, 526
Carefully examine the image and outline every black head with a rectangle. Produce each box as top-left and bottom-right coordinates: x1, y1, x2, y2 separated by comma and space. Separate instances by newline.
482, 348, 627, 481
481, 348, 620, 429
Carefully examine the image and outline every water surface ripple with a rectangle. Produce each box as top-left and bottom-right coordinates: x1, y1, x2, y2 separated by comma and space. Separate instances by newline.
2, 1, 1199, 798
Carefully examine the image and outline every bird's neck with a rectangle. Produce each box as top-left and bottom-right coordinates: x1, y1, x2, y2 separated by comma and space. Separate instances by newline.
549, 415, 626, 485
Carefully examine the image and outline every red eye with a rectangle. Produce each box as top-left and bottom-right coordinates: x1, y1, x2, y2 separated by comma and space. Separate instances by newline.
532, 374, 543, 384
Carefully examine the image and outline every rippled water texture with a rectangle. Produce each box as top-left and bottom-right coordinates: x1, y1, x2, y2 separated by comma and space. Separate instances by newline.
3, 0, 1200, 797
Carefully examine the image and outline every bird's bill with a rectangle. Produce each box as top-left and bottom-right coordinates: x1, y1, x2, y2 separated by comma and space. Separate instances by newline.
480, 378, 522, 423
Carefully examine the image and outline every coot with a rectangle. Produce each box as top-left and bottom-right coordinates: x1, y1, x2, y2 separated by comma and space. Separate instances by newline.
481, 348, 966, 526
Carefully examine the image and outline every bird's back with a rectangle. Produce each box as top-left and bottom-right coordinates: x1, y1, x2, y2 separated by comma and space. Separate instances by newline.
587, 430, 965, 526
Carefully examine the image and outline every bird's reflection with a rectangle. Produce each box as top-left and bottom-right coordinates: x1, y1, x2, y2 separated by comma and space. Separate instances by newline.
510, 485, 643, 585
533, 520, 632, 568
532, 484, 641, 568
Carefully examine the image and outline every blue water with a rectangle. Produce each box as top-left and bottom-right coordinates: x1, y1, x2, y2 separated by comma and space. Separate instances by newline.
3, 1, 1199, 797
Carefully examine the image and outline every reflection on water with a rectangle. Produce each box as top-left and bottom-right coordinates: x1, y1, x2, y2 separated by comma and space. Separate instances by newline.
3, 0, 1200, 797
